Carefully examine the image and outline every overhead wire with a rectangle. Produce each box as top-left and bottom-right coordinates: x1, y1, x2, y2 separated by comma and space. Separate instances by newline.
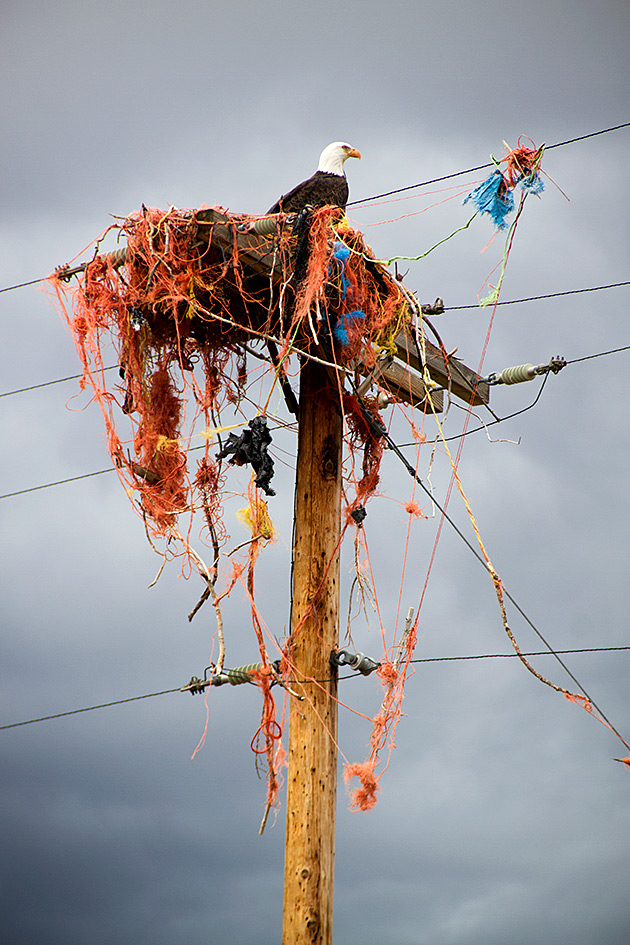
566, 344, 630, 365
348, 121, 630, 207
3, 337, 629, 501
0, 468, 115, 499
424, 343, 630, 443
543, 121, 630, 149
0, 420, 295, 500
398, 374, 551, 446
0, 365, 117, 398
394, 339, 630, 448
0, 688, 181, 730
411, 646, 630, 664
1, 645, 628, 732
443, 280, 630, 311
0, 276, 49, 294
348, 386, 630, 750
1, 120, 629, 296
2, 280, 628, 401
1, 118, 628, 748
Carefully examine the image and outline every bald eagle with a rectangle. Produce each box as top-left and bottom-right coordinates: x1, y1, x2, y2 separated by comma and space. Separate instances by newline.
267, 141, 361, 214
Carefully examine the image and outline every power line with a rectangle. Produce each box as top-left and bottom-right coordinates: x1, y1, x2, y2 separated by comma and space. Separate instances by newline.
0, 421, 297, 501
395, 376, 550, 449
349, 386, 629, 748
397, 340, 630, 447
444, 280, 630, 311
0, 276, 48, 294
2, 646, 628, 731
545, 121, 630, 150
2, 335, 628, 501
349, 121, 630, 206
566, 344, 630, 365
0, 468, 114, 500
1, 121, 629, 297
0, 688, 181, 730
440, 375, 550, 443
0, 365, 117, 399
348, 162, 496, 206
411, 646, 630, 664
2, 280, 628, 401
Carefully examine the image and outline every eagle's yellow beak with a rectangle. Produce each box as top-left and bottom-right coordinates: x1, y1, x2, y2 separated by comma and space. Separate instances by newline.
347, 148, 361, 160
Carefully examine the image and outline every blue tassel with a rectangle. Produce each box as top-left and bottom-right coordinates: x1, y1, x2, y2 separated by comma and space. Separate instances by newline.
464, 170, 514, 229
520, 172, 544, 196
331, 241, 352, 298
334, 309, 365, 346
328, 242, 364, 345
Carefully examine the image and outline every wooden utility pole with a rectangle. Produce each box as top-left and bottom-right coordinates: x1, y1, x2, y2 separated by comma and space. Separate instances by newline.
70, 209, 490, 944
282, 355, 343, 945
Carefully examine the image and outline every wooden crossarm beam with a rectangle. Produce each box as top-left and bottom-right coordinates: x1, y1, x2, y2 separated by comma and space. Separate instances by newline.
77, 208, 487, 414
195, 207, 288, 282
393, 330, 489, 406
379, 358, 445, 412
193, 211, 488, 408
358, 355, 444, 413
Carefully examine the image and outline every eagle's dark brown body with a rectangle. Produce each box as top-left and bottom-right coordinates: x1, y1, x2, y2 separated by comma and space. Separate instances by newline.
267, 170, 349, 214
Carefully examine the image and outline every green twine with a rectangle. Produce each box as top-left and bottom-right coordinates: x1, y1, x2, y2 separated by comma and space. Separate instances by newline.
381, 213, 478, 267
479, 198, 525, 307
332, 214, 478, 271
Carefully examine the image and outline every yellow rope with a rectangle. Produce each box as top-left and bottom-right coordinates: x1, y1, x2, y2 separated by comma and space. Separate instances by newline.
236, 497, 275, 541
200, 419, 251, 440
421, 327, 569, 696
372, 302, 408, 358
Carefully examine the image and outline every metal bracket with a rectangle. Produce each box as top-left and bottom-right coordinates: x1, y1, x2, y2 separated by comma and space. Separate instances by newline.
330, 649, 380, 676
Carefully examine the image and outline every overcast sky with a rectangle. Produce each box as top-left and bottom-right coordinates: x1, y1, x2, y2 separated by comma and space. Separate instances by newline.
1, 2, 630, 943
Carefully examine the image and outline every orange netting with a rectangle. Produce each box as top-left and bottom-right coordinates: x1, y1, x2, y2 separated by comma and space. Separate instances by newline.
50, 203, 411, 808
49, 172, 616, 816
52, 205, 405, 545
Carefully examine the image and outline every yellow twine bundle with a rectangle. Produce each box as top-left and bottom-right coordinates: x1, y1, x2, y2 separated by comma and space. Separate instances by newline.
372, 302, 408, 358
186, 274, 214, 319
237, 498, 275, 541
155, 434, 181, 452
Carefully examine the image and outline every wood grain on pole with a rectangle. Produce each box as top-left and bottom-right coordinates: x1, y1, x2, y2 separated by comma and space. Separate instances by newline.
282, 356, 342, 945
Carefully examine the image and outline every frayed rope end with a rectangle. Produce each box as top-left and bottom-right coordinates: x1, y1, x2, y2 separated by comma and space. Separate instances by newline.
344, 760, 380, 811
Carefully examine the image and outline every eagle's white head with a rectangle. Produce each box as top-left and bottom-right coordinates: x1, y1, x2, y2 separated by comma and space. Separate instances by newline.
317, 141, 361, 176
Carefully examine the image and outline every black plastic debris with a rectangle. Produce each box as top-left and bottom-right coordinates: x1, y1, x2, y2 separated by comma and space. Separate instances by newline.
216, 416, 276, 496
349, 505, 367, 527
